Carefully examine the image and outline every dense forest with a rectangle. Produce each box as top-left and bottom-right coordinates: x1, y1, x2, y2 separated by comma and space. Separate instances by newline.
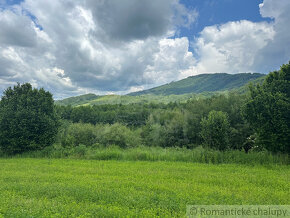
0, 63, 289, 155
56, 93, 250, 150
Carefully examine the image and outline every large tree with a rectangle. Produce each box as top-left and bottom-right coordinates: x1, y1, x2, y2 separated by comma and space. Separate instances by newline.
243, 62, 290, 153
0, 83, 59, 154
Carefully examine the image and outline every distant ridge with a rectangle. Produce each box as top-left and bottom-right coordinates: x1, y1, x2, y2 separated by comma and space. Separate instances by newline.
55, 73, 266, 106
56, 93, 99, 106
128, 73, 265, 96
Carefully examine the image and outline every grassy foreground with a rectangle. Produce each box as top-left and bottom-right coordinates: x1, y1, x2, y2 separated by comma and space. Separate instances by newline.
0, 159, 289, 217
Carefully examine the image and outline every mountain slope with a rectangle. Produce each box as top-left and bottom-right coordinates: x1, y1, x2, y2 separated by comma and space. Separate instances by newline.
55, 93, 99, 106
128, 73, 265, 96
55, 73, 266, 106
56, 93, 200, 106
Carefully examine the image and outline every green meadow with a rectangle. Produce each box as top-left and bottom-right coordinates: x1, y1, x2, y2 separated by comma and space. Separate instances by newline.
0, 158, 289, 217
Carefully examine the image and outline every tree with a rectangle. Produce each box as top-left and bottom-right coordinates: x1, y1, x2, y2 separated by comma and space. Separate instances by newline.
243, 62, 290, 153
200, 110, 230, 150
0, 83, 59, 154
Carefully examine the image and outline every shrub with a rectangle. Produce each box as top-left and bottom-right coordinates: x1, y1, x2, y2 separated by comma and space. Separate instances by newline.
200, 110, 230, 150
60, 122, 141, 148
97, 123, 140, 148
61, 123, 97, 147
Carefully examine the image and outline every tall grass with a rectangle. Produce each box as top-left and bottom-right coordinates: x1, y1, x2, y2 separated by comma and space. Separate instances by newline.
9, 144, 289, 165
1, 158, 288, 217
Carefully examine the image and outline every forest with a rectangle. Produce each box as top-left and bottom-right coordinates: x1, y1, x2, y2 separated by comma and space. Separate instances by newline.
0, 62, 289, 158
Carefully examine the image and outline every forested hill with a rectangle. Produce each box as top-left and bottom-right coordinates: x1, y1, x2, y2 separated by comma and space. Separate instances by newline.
56, 93, 99, 106
55, 73, 266, 106
129, 73, 265, 96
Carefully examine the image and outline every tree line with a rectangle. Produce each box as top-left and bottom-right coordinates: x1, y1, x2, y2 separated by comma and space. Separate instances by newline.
0, 62, 289, 154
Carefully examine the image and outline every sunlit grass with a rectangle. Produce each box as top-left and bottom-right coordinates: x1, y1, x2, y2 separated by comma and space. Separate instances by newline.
0, 158, 289, 217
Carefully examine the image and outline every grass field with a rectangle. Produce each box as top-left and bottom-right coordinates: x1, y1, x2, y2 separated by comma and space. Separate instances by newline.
11, 145, 289, 165
0, 158, 289, 217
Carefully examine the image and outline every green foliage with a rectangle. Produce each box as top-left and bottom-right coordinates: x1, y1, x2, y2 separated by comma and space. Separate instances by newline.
57, 103, 151, 126
142, 110, 188, 147
56, 93, 252, 150
185, 93, 252, 149
61, 123, 96, 147
98, 123, 141, 148
59, 122, 141, 148
0, 83, 59, 154
142, 117, 166, 147
243, 62, 290, 153
200, 110, 230, 150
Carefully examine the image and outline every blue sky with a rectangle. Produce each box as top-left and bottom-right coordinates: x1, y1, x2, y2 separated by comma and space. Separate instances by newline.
178, 0, 272, 39
0, 0, 289, 99
0, 0, 22, 5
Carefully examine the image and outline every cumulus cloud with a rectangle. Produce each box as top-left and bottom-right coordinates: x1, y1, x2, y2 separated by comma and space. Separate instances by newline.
144, 37, 195, 84
186, 20, 275, 75
0, 0, 289, 99
185, 0, 290, 76
86, 0, 172, 42
254, 0, 290, 72
0, 0, 198, 98
86, 0, 197, 43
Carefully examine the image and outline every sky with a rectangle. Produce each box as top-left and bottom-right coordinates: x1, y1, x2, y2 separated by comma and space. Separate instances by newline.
0, 0, 289, 99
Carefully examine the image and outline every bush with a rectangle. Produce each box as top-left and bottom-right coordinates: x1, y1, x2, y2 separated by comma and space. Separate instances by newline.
60, 122, 141, 148
96, 123, 141, 148
62, 123, 97, 147
142, 110, 188, 147
200, 110, 230, 150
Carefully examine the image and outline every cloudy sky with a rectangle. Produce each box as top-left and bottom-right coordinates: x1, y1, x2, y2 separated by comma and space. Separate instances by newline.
0, 0, 289, 99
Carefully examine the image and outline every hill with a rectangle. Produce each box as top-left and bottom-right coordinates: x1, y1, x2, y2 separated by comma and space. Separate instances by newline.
56, 93, 201, 106
55, 93, 99, 106
55, 73, 266, 106
129, 73, 265, 96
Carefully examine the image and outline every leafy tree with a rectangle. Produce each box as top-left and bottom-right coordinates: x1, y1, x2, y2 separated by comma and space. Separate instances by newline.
0, 83, 59, 154
200, 110, 230, 150
243, 62, 290, 153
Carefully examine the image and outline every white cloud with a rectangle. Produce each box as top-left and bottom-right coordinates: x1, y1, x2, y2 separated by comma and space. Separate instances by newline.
186, 20, 275, 75
144, 37, 195, 84
0, 0, 199, 98
255, 0, 290, 72
185, 0, 290, 76
259, 0, 289, 19
0, 0, 289, 99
